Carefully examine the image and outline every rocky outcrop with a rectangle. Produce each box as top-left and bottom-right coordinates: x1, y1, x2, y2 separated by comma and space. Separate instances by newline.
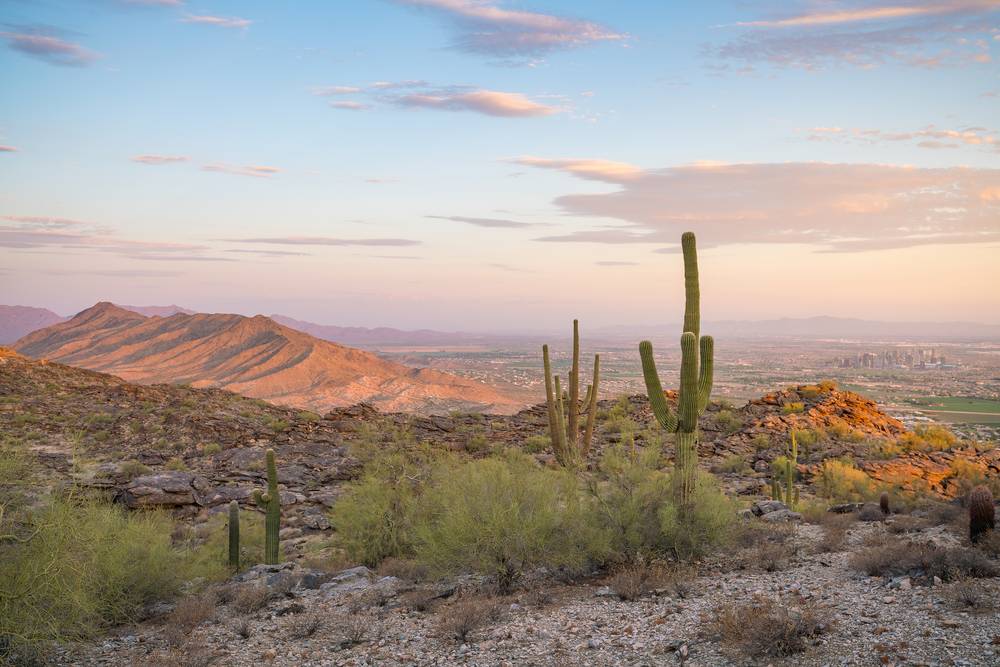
743, 384, 905, 439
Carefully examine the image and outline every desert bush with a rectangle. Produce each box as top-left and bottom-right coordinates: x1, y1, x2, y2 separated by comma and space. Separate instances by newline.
607, 562, 678, 601
795, 428, 821, 449
521, 434, 550, 454
850, 538, 998, 581
414, 451, 603, 593
118, 460, 152, 479
897, 425, 958, 453
886, 515, 926, 534
712, 454, 748, 474
751, 433, 771, 451
948, 460, 1000, 499
711, 597, 828, 658
782, 402, 804, 415
816, 459, 877, 502
0, 497, 194, 661
946, 578, 995, 612
713, 409, 744, 434
165, 593, 217, 644
399, 588, 438, 612
201, 443, 222, 456
658, 471, 735, 560
230, 583, 272, 615
751, 541, 796, 571
285, 612, 324, 639
377, 557, 429, 582
814, 515, 852, 553
330, 446, 450, 567
436, 597, 499, 642
178, 510, 264, 578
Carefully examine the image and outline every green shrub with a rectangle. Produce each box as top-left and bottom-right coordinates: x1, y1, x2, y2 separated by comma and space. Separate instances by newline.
118, 460, 151, 479
659, 471, 735, 559
0, 497, 194, 660
817, 459, 877, 502
781, 402, 804, 414
713, 454, 748, 474
330, 446, 448, 567
202, 443, 222, 456
897, 425, 958, 453
714, 410, 743, 435
297, 411, 320, 422
751, 433, 771, 451
588, 444, 671, 562
522, 435, 551, 454
413, 452, 604, 592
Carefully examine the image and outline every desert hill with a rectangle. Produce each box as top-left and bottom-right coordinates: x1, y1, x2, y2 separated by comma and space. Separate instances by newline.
0, 305, 66, 344
12, 302, 527, 414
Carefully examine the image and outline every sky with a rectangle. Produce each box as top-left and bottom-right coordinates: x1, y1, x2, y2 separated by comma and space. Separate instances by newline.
1, 0, 998, 331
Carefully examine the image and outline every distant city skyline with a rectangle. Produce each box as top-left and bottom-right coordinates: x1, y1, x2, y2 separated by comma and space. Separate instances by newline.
1, 1, 998, 329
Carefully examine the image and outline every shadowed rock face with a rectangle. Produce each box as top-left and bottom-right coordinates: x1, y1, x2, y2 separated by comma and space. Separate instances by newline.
12, 302, 527, 415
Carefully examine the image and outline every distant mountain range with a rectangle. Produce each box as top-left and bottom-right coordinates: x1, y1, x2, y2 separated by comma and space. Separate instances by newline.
13, 303, 527, 414
3, 304, 998, 346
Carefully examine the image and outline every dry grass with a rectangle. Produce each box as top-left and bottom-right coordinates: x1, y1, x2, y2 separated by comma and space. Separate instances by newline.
230, 583, 271, 615
752, 541, 797, 572
886, 515, 927, 534
945, 579, 996, 612
814, 514, 853, 553
399, 588, 439, 612
378, 557, 430, 582
850, 537, 999, 581
710, 596, 829, 658
608, 562, 698, 601
335, 613, 374, 647
165, 593, 216, 644
436, 596, 500, 642
285, 612, 324, 639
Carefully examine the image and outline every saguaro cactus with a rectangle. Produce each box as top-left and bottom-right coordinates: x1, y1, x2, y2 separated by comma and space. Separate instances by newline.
639, 232, 714, 508
879, 491, 890, 516
253, 448, 281, 564
542, 320, 600, 467
969, 485, 995, 544
228, 500, 240, 570
785, 431, 798, 509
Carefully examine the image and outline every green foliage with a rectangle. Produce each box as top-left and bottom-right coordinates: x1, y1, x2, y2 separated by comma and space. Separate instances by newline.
330, 446, 448, 567
165, 456, 188, 471
202, 443, 222, 456
414, 452, 604, 592
897, 425, 959, 453
713, 454, 748, 474
117, 460, 151, 479
751, 433, 771, 451
297, 410, 320, 422
659, 471, 735, 559
522, 434, 551, 454
781, 402, 804, 414
713, 409, 743, 434
0, 497, 198, 661
817, 459, 877, 502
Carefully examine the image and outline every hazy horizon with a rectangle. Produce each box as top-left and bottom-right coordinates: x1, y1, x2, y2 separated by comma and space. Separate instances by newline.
2, 1, 999, 329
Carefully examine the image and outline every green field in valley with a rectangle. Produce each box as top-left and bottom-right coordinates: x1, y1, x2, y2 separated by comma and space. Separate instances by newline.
907, 396, 1000, 424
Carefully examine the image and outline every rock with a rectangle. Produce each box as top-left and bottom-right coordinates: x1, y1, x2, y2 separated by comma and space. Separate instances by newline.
761, 509, 802, 522
859, 503, 885, 522
594, 586, 616, 597
121, 472, 210, 508
751, 499, 788, 516
320, 566, 375, 596
828, 502, 865, 514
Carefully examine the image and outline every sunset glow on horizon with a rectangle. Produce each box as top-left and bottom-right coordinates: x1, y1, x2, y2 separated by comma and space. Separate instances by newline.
1, 1, 998, 330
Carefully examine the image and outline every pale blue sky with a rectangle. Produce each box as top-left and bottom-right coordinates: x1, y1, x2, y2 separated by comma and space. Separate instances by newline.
1, 1, 998, 329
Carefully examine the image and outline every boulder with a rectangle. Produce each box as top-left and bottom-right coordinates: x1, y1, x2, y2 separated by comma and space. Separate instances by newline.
121, 472, 210, 508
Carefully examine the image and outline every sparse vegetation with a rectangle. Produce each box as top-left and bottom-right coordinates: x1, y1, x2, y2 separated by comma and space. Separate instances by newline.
711, 597, 829, 659
436, 597, 499, 642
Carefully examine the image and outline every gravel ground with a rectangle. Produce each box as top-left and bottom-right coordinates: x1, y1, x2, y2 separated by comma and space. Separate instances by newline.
58, 522, 1000, 667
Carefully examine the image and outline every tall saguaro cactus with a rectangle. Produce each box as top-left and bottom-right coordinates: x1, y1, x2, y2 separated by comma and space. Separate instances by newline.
639, 232, 714, 508
542, 320, 600, 467
252, 448, 281, 565
228, 500, 241, 571
785, 431, 798, 509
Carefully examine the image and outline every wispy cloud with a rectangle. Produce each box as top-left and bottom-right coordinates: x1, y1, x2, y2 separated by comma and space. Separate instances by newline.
0, 215, 231, 261
427, 215, 544, 228
202, 163, 280, 178
0, 145, 17, 153
44, 268, 183, 277
132, 154, 189, 165
802, 124, 999, 152
330, 101, 371, 111
2, 28, 99, 66
511, 156, 642, 182
519, 159, 1000, 252
224, 249, 311, 257
393, 0, 626, 58
596, 260, 638, 266
712, 1, 999, 70
396, 89, 557, 117
222, 236, 421, 247
181, 14, 252, 29
315, 81, 560, 117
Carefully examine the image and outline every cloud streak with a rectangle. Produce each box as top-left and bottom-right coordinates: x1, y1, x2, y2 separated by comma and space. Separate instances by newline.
427, 215, 544, 228
712, 1, 999, 70
393, 0, 625, 57
223, 236, 421, 247
316, 81, 560, 117
802, 124, 999, 152
202, 163, 280, 178
2, 29, 99, 66
519, 159, 1000, 252
0, 145, 17, 152
132, 154, 189, 165
181, 14, 252, 29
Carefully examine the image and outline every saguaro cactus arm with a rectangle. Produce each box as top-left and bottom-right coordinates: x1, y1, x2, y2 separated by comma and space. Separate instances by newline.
639, 340, 678, 432
681, 232, 700, 339
677, 332, 699, 433
697, 335, 714, 413
568, 319, 580, 444
228, 500, 240, 570
581, 354, 600, 458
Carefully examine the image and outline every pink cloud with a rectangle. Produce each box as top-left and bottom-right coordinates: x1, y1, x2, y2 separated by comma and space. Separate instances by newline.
520, 159, 1000, 252
132, 154, 189, 165
201, 163, 280, 178
394, 0, 625, 57
396, 90, 557, 117
181, 14, 252, 29
330, 101, 371, 111
510, 156, 642, 182
2, 30, 99, 66
0, 145, 17, 152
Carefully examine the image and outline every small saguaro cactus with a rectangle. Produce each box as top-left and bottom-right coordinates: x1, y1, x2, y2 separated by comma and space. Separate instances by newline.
879, 491, 890, 516
640, 232, 714, 509
542, 319, 600, 468
784, 431, 798, 509
969, 485, 995, 544
228, 500, 240, 571
252, 448, 281, 564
